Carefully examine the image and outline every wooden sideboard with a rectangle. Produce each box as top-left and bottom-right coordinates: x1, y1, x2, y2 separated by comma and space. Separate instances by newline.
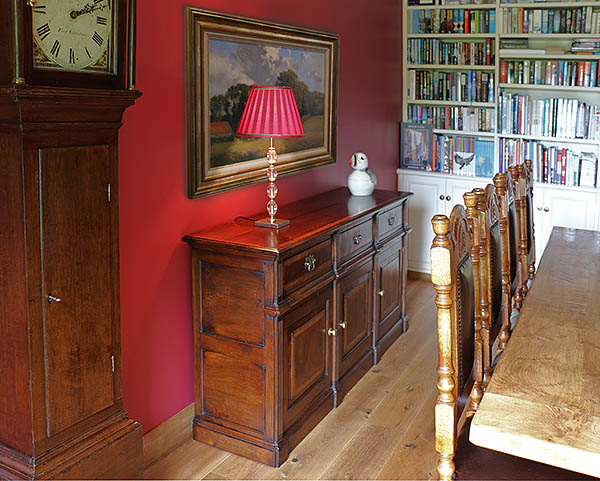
183, 188, 412, 467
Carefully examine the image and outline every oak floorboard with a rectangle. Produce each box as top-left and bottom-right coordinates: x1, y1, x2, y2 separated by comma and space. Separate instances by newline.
317, 334, 437, 479
145, 278, 437, 481
144, 438, 230, 480
375, 388, 438, 480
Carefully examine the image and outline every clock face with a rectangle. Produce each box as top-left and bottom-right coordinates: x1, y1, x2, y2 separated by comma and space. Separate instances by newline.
31, 0, 116, 74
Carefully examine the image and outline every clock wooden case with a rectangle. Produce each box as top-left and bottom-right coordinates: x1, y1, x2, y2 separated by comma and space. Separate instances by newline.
0, 1, 142, 479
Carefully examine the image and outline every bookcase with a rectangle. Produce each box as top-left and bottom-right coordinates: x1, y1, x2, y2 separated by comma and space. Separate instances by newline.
400, 0, 600, 273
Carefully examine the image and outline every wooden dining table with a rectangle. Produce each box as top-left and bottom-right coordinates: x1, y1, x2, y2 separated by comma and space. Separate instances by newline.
470, 226, 600, 478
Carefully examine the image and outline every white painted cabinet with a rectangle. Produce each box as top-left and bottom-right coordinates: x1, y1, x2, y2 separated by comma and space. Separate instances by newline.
398, 170, 487, 273
532, 185, 599, 263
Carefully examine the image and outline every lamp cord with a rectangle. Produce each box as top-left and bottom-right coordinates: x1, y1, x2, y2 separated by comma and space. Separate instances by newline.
234, 216, 257, 224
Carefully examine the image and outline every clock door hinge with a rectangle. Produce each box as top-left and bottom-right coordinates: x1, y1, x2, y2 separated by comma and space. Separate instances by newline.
107, 183, 111, 202
111, 355, 115, 373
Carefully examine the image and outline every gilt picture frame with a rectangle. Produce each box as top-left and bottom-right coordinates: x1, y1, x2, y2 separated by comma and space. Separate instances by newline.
185, 8, 339, 199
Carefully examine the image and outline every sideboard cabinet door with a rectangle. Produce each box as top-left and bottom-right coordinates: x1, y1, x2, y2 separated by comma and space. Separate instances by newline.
373, 236, 406, 360
336, 258, 374, 382
281, 285, 334, 432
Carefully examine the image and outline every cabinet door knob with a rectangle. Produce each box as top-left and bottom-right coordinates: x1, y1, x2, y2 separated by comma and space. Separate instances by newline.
304, 254, 317, 272
378, 290, 385, 297
48, 294, 61, 303
439, 195, 445, 201
327, 328, 337, 336
446, 195, 451, 201
536, 206, 542, 211
388, 216, 396, 226
543, 207, 549, 212
353, 232, 362, 245
339, 321, 347, 329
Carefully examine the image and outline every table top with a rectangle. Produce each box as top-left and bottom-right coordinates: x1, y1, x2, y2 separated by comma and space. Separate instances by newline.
470, 227, 600, 478
183, 188, 411, 254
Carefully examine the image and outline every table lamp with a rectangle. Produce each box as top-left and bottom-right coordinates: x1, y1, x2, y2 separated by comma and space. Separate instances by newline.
237, 85, 304, 229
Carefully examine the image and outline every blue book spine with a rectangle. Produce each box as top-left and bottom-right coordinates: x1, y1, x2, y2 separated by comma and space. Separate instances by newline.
489, 11, 496, 33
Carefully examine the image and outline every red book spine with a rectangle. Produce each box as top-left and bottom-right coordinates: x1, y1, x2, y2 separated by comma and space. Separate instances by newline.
561, 149, 567, 185
465, 9, 470, 33
500, 60, 508, 82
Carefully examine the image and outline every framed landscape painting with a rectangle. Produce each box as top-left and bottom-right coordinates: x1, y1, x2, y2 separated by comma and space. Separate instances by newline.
185, 8, 339, 198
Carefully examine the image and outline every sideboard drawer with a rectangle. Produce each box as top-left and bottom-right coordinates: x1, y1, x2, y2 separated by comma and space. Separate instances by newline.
338, 218, 373, 264
282, 239, 333, 297
377, 204, 404, 240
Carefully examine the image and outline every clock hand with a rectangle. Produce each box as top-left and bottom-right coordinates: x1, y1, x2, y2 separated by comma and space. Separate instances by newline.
70, 3, 107, 19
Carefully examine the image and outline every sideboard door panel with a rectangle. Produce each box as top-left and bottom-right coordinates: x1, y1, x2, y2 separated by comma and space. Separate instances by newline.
375, 237, 403, 342
338, 259, 373, 379
40, 146, 115, 437
202, 351, 266, 434
282, 286, 333, 430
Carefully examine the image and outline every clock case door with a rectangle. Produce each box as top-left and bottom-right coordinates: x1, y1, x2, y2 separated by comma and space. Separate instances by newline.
0, 0, 128, 89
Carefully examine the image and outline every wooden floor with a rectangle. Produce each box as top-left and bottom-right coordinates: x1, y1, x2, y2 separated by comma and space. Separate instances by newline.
145, 278, 438, 480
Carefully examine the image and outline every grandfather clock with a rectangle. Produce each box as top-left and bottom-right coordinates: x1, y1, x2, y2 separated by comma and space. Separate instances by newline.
0, 0, 143, 479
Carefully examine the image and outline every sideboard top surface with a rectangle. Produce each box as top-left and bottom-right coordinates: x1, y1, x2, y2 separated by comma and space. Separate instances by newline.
183, 188, 412, 254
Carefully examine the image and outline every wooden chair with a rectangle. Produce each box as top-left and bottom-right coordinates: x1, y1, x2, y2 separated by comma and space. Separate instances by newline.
493, 171, 522, 321
519, 160, 536, 290
430, 198, 483, 481
431, 196, 594, 481
469, 186, 506, 385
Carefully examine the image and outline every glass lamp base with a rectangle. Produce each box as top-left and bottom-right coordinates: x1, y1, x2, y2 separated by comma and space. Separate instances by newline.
254, 217, 290, 229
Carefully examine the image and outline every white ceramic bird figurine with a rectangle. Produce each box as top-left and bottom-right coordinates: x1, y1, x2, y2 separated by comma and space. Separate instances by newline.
347, 152, 377, 196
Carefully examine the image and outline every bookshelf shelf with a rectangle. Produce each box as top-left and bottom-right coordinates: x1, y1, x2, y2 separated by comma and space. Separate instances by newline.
499, 83, 600, 92
408, 64, 496, 70
407, 99, 495, 107
433, 129, 496, 137
408, 4, 496, 10
501, 34, 600, 39
498, 133, 600, 146
407, 33, 496, 39
499, 53, 600, 60
499, 1, 600, 8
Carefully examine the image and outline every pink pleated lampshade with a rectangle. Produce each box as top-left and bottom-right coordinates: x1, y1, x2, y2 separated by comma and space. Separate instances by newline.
237, 86, 304, 138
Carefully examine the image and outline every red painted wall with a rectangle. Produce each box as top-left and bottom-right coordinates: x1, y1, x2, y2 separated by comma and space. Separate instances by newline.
119, 0, 402, 432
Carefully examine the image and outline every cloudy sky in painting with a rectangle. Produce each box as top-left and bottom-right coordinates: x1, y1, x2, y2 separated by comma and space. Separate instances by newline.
209, 39, 325, 98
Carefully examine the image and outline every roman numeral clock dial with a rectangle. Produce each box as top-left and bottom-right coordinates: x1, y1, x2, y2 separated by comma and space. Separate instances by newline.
31, 0, 114, 73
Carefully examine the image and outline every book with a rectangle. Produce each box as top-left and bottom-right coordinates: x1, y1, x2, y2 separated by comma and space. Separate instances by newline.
579, 152, 598, 187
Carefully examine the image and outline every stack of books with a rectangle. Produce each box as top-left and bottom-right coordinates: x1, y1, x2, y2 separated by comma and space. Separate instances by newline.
408, 38, 495, 65
502, 6, 600, 35
409, 8, 496, 34
571, 39, 600, 55
431, 134, 495, 176
499, 59, 600, 87
500, 140, 598, 189
407, 105, 495, 132
498, 92, 600, 140
408, 70, 494, 103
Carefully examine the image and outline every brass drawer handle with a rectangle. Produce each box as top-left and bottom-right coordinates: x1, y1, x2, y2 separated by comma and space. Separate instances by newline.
353, 232, 362, 245
304, 254, 317, 272
378, 290, 385, 297
388, 216, 396, 226
328, 328, 337, 336
339, 321, 347, 329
